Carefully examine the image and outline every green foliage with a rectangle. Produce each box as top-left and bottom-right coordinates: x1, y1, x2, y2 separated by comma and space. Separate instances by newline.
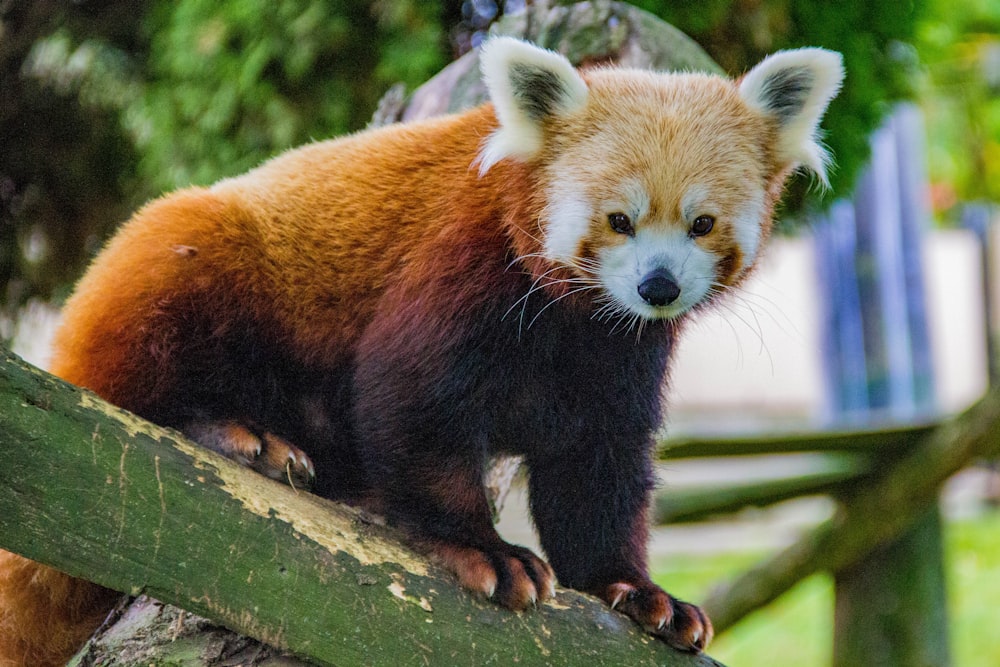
654, 511, 1000, 667
917, 0, 1000, 216
0, 1, 447, 322
132, 0, 446, 190
0, 2, 145, 324
948, 510, 1000, 667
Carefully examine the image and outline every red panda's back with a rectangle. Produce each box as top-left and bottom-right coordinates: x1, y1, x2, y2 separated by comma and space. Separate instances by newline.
50, 104, 505, 406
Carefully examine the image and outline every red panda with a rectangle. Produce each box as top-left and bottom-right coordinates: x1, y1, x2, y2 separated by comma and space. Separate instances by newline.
0, 37, 842, 664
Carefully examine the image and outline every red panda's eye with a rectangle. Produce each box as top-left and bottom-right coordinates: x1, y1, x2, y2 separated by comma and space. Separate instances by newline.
691, 215, 715, 237
608, 212, 634, 236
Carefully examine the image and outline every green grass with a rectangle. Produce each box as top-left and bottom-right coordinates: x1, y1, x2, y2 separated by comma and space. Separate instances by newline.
948, 511, 1000, 667
652, 511, 1000, 667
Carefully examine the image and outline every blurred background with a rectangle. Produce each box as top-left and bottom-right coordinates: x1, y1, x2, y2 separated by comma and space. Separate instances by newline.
2, 1, 999, 665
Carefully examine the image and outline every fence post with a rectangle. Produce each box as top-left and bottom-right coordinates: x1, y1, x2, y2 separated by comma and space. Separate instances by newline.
816, 105, 952, 666
832, 506, 950, 667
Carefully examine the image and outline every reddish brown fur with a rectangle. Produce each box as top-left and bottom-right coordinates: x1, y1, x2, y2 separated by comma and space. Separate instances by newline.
0, 552, 118, 667
48, 106, 533, 391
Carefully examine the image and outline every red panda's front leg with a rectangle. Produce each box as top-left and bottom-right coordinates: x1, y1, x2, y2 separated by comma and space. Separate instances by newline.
356, 433, 556, 610
351, 312, 558, 609
526, 438, 713, 653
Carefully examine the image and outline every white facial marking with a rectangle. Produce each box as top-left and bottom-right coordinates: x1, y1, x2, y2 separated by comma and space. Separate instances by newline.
543, 178, 652, 266
543, 179, 591, 263
544, 177, 729, 320
733, 190, 765, 268
681, 184, 711, 223
598, 227, 716, 320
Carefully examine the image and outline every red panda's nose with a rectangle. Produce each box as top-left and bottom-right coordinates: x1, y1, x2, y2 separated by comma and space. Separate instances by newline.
637, 268, 680, 307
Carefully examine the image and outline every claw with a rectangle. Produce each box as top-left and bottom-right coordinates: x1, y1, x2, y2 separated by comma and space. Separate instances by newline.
185, 420, 315, 490
608, 583, 632, 610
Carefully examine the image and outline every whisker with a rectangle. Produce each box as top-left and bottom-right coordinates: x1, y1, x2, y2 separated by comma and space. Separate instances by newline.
634, 315, 647, 344
592, 298, 627, 323
505, 251, 549, 272
609, 309, 637, 336
510, 223, 547, 248
526, 284, 601, 329
728, 288, 800, 338
709, 292, 776, 375
502, 265, 583, 320
502, 250, 609, 336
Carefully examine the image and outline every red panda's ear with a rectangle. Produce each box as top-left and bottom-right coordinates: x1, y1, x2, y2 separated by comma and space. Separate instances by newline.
477, 37, 589, 175
739, 48, 844, 186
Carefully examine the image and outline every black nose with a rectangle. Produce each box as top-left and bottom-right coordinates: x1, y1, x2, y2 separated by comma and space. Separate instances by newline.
637, 268, 680, 306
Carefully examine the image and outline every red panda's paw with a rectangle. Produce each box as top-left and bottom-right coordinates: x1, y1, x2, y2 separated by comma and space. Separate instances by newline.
602, 581, 713, 653
184, 420, 315, 489
428, 541, 556, 611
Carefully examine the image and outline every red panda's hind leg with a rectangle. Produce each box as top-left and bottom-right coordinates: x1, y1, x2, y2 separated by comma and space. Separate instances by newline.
184, 420, 315, 489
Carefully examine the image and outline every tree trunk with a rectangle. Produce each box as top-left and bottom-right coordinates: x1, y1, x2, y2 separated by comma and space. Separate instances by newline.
832, 507, 951, 667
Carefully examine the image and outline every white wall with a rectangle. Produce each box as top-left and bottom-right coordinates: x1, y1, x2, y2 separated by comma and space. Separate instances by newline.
8, 300, 59, 370
668, 237, 825, 428
668, 230, 989, 430
924, 230, 989, 413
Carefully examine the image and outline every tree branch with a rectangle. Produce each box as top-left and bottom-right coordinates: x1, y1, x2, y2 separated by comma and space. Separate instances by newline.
0, 349, 723, 665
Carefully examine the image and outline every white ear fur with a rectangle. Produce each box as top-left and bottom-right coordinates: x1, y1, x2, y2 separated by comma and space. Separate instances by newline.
739, 48, 844, 186
477, 37, 589, 175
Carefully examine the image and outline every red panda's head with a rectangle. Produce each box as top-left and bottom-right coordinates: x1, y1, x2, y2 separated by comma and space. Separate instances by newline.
478, 37, 843, 322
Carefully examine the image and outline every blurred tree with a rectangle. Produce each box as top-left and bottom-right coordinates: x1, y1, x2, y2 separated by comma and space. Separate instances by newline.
448, 0, 527, 53
0, 1, 146, 327
916, 0, 1000, 217
1, 0, 448, 326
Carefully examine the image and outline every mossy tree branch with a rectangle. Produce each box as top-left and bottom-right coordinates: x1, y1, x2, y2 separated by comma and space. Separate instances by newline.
0, 348, 724, 666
